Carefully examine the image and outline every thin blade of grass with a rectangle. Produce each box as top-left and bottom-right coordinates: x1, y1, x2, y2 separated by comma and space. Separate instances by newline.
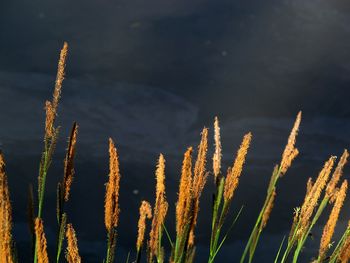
209, 205, 244, 263
162, 223, 173, 248
274, 236, 286, 263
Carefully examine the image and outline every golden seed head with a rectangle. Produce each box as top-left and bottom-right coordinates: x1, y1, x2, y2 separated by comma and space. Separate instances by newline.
319, 180, 348, 259
149, 199, 168, 258
213, 116, 222, 182
44, 42, 68, 141
35, 218, 49, 263
66, 223, 81, 263
262, 190, 276, 229
136, 201, 152, 251
326, 149, 349, 199
44, 101, 55, 139
224, 132, 252, 202
306, 177, 313, 197
280, 111, 302, 175
0, 153, 13, 263
190, 128, 209, 245
176, 147, 193, 235
0, 154, 4, 168
193, 128, 208, 200
148, 155, 168, 259
156, 154, 166, 199
52, 42, 68, 111
300, 156, 336, 232
104, 138, 121, 231
63, 123, 78, 201
300, 178, 314, 209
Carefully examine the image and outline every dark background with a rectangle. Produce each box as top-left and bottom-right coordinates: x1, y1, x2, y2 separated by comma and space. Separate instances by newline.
1, 0, 350, 262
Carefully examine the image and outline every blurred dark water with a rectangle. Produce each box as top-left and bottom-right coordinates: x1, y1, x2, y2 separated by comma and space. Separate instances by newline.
1, 0, 350, 262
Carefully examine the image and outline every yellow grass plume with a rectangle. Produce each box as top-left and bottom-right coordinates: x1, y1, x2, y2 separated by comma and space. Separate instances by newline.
326, 149, 349, 200
213, 117, 222, 183
0, 153, 13, 263
66, 223, 81, 263
319, 180, 348, 259
52, 42, 68, 111
104, 138, 121, 231
193, 128, 208, 200
188, 128, 209, 246
136, 201, 152, 251
148, 154, 168, 259
44, 42, 68, 139
261, 190, 276, 229
176, 147, 193, 235
299, 156, 336, 233
44, 101, 55, 139
306, 177, 313, 198
280, 111, 301, 175
63, 122, 78, 201
224, 132, 252, 202
35, 218, 49, 263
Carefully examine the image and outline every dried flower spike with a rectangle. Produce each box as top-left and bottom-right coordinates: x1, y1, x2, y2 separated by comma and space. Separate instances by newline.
66, 223, 81, 263
261, 190, 276, 229
63, 122, 78, 201
189, 128, 209, 246
148, 154, 168, 259
35, 218, 49, 263
326, 149, 349, 199
176, 147, 193, 235
300, 156, 336, 232
136, 201, 152, 251
213, 117, 222, 183
319, 180, 348, 259
104, 138, 121, 231
52, 42, 68, 112
280, 111, 302, 175
224, 132, 252, 202
0, 153, 13, 263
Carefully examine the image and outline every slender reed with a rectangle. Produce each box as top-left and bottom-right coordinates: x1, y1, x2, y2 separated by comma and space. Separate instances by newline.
241, 111, 301, 263
56, 122, 78, 263
208, 132, 252, 262
35, 41, 68, 263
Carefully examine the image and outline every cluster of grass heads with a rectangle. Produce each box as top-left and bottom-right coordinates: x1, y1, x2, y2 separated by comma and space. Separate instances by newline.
0, 43, 350, 263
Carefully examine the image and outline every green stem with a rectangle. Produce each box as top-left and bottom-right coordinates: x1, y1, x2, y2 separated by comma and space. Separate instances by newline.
209, 178, 224, 262
274, 236, 286, 263
329, 226, 350, 263
280, 219, 300, 263
240, 168, 280, 263
208, 206, 244, 263
34, 148, 50, 263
